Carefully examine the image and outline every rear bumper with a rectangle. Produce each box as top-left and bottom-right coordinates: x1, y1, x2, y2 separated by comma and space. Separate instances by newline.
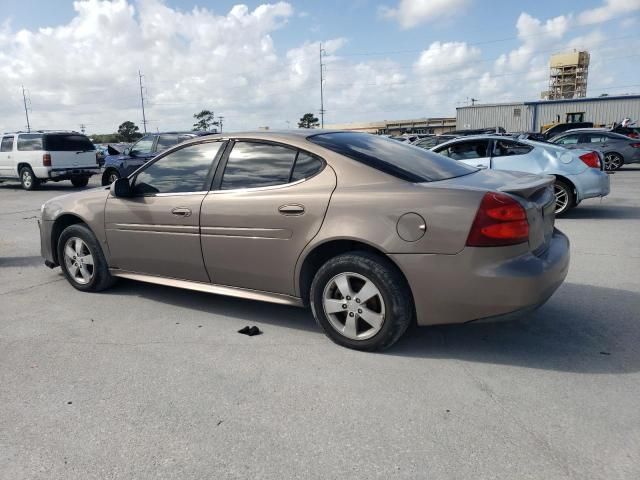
569, 169, 610, 202
389, 229, 570, 326
48, 167, 99, 179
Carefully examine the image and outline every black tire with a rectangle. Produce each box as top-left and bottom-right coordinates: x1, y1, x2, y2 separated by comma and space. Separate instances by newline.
310, 251, 414, 351
101, 169, 120, 186
71, 176, 89, 188
57, 224, 116, 292
604, 152, 624, 171
553, 180, 575, 216
19, 166, 40, 191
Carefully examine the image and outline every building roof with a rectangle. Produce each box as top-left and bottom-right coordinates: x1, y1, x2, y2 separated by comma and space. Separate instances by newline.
457, 94, 640, 110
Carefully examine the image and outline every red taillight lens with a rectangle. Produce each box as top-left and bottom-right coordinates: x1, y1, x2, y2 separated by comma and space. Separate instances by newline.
579, 151, 600, 169
42, 153, 51, 167
466, 192, 529, 247
630, 143, 640, 148
628, 133, 639, 139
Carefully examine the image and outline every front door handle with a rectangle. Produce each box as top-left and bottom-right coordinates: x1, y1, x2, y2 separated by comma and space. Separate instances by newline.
171, 207, 192, 217
278, 204, 305, 215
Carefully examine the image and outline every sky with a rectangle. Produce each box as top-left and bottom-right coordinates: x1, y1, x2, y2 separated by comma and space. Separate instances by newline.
0, 0, 639, 134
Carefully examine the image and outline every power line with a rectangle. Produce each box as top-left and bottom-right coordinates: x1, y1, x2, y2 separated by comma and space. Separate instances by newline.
139, 70, 148, 133
21, 85, 31, 132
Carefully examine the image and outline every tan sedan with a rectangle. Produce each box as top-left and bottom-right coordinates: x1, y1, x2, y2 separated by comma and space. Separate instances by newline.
39, 131, 569, 351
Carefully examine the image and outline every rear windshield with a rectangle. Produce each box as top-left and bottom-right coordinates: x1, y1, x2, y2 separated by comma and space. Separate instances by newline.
308, 132, 475, 182
44, 134, 95, 152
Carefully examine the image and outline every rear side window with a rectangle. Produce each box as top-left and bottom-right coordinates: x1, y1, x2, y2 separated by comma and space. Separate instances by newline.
291, 152, 323, 182
308, 132, 474, 182
43, 134, 94, 151
435, 140, 490, 160
221, 142, 298, 190
17, 134, 43, 151
494, 140, 533, 157
1, 136, 13, 152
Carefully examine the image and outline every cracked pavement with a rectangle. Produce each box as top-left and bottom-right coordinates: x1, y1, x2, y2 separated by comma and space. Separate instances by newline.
1, 169, 639, 479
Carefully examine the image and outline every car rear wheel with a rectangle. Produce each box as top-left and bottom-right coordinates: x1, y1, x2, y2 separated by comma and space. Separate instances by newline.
310, 251, 413, 351
71, 176, 89, 188
57, 224, 116, 292
102, 169, 120, 186
554, 180, 575, 216
20, 166, 40, 190
603, 152, 624, 171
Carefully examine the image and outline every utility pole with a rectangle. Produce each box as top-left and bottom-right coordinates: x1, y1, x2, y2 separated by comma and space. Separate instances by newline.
218, 116, 224, 133
319, 43, 326, 128
286, 120, 291, 129
138, 70, 148, 134
79, 123, 86, 134
471, 97, 478, 106
22, 85, 31, 132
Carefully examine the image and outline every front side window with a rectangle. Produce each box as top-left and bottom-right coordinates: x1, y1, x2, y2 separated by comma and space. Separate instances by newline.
133, 142, 223, 194
17, 134, 43, 151
1, 136, 14, 152
130, 136, 155, 156
435, 140, 490, 160
309, 132, 474, 182
220, 142, 298, 190
494, 140, 533, 157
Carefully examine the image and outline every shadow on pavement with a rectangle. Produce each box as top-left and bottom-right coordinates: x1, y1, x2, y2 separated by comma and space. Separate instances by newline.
105, 279, 319, 333
390, 282, 640, 374
561, 205, 640, 220
0, 256, 44, 267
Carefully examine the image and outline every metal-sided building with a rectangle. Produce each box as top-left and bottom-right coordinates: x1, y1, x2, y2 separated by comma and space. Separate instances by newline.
456, 95, 640, 133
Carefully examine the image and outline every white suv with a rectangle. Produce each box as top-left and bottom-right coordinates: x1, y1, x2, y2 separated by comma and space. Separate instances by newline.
0, 131, 100, 190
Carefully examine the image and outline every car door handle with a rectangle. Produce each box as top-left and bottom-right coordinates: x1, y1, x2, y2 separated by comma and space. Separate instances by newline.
278, 204, 305, 215
171, 207, 192, 217
476, 165, 488, 169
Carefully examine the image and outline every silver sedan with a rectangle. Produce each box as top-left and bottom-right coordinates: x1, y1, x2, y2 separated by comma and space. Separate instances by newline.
430, 135, 610, 215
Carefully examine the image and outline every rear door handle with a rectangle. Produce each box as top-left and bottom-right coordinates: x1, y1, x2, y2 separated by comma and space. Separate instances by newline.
278, 204, 305, 215
171, 207, 192, 217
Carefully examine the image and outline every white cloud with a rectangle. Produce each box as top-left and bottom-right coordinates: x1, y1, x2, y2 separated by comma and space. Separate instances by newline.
380, 0, 470, 29
578, 0, 640, 25
414, 41, 481, 75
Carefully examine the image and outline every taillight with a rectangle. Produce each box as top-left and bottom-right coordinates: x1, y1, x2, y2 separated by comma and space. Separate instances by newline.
42, 153, 51, 167
630, 143, 640, 148
466, 192, 529, 247
628, 133, 639, 139
579, 151, 600, 169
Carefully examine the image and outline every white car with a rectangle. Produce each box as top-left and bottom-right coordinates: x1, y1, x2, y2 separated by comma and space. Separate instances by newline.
0, 131, 100, 190
430, 135, 610, 215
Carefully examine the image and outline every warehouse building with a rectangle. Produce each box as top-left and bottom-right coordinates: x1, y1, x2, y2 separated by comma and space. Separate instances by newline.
457, 95, 640, 133
326, 117, 456, 135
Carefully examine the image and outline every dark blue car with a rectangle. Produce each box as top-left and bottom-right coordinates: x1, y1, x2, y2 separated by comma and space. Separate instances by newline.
101, 131, 213, 185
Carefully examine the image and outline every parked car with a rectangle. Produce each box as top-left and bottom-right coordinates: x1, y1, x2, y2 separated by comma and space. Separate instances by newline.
0, 131, 99, 190
40, 131, 569, 351
101, 131, 212, 185
412, 135, 459, 149
611, 125, 640, 139
549, 129, 640, 171
541, 122, 594, 139
431, 135, 610, 215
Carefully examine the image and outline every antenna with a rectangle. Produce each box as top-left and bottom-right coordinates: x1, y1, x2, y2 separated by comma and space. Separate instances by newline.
319, 43, 326, 128
22, 85, 31, 132
139, 70, 148, 133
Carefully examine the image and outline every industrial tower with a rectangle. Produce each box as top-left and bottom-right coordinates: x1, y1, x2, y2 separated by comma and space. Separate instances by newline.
542, 50, 590, 100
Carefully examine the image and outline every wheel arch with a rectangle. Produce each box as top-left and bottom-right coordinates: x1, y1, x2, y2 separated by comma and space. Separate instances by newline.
17, 162, 33, 176
553, 174, 577, 203
50, 214, 90, 265
297, 238, 412, 308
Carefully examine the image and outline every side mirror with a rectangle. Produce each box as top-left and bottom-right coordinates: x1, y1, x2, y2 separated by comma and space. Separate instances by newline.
110, 177, 132, 197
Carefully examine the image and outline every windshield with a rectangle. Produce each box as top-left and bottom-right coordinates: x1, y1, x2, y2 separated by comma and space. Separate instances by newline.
44, 134, 95, 152
308, 132, 475, 182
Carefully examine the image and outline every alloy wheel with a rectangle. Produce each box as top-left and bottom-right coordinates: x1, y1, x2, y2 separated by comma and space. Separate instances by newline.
63, 237, 95, 285
108, 172, 119, 183
22, 171, 32, 189
553, 184, 569, 214
604, 153, 623, 171
322, 272, 386, 340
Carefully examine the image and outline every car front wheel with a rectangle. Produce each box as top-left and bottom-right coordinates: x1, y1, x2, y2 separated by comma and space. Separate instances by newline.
310, 251, 413, 351
101, 169, 120, 186
57, 224, 116, 292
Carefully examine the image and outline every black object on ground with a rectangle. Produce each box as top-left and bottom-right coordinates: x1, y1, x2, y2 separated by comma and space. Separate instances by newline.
238, 326, 262, 336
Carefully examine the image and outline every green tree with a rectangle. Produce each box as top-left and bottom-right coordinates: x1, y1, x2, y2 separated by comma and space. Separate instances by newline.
193, 110, 219, 131
117, 121, 142, 142
298, 113, 319, 129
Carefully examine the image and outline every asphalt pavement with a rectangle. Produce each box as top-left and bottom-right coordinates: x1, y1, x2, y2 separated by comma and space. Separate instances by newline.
1, 168, 639, 479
